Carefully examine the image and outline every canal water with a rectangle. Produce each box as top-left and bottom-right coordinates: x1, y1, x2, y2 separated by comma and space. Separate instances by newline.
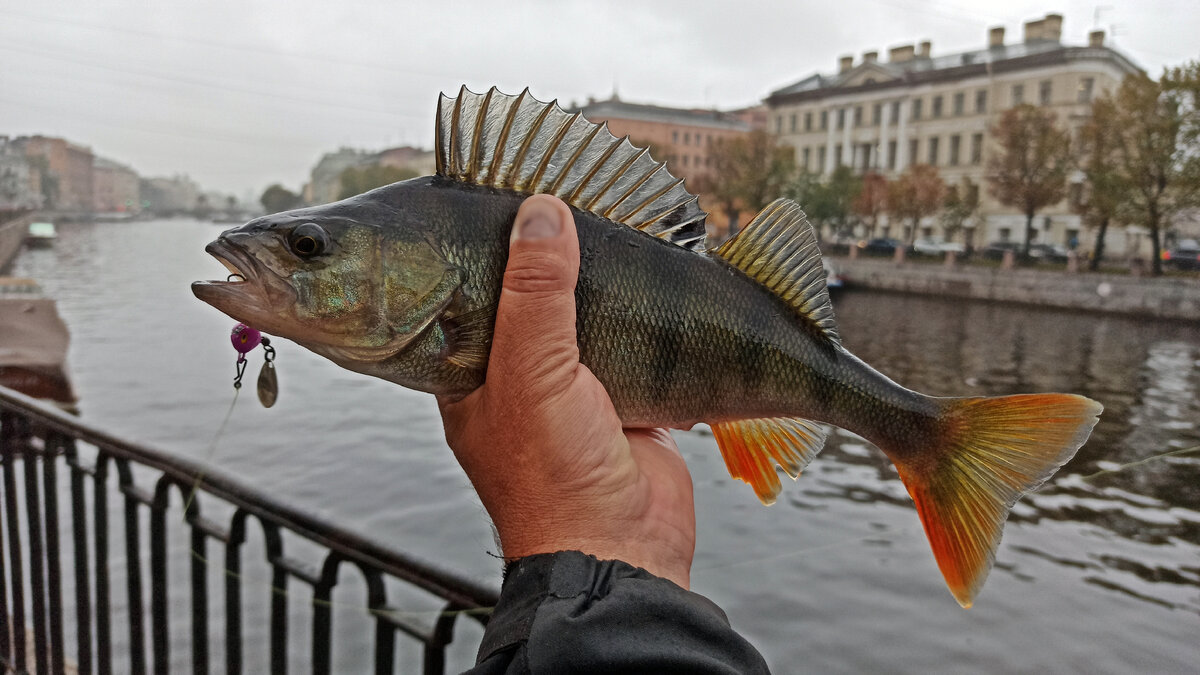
11, 219, 1200, 673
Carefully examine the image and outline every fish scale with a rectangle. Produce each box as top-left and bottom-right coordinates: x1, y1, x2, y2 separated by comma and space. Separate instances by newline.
193, 86, 1102, 608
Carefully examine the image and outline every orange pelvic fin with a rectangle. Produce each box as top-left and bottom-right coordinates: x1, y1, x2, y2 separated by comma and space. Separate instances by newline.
895, 393, 1102, 608
711, 417, 827, 505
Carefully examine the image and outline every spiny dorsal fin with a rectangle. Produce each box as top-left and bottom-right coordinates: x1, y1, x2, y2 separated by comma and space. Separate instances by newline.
713, 198, 840, 347
436, 85, 708, 252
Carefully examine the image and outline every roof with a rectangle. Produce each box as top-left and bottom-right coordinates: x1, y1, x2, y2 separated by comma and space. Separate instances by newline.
575, 98, 751, 132
767, 40, 1143, 104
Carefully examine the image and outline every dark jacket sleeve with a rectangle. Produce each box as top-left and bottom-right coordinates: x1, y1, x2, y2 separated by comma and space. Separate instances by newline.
463, 551, 770, 675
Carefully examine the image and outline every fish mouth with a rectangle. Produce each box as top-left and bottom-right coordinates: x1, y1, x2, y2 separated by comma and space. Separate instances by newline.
191, 238, 274, 321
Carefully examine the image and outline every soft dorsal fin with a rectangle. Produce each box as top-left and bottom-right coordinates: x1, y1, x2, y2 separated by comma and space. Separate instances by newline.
436, 86, 708, 252
713, 199, 840, 347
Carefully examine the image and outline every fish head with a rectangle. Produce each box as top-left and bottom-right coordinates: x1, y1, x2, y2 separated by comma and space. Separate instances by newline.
192, 200, 462, 368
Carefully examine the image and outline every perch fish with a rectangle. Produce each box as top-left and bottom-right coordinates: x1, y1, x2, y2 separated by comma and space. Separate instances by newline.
192, 86, 1102, 607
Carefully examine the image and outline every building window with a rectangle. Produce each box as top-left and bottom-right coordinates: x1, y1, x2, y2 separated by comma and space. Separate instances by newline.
854, 106, 863, 126
928, 136, 939, 165
949, 134, 961, 166
820, 110, 828, 130
684, 132, 691, 145
775, 116, 782, 133
818, 146, 826, 169
932, 95, 943, 118
912, 98, 923, 120
970, 133, 983, 165
891, 100, 901, 123
1069, 182, 1083, 208
837, 108, 846, 129
966, 182, 979, 205
873, 103, 882, 126
887, 140, 897, 170
835, 144, 843, 166
908, 138, 919, 166
953, 92, 965, 116
682, 155, 689, 167
790, 114, 797, 132
802, 147, 811, 171
1012, 84, 1024, 105
1039, 80, 1052, 105
673, 130, 679, 143
1078, 77, 1095, 103
804, 111, 813, 131
976, 89, 988, 113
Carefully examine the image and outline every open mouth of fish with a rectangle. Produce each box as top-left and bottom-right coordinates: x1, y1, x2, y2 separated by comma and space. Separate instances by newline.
191, 239, 270, 314
201, 239, 257, 286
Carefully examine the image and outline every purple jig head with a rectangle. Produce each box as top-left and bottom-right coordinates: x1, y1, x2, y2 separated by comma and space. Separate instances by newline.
231, 323, 262, 355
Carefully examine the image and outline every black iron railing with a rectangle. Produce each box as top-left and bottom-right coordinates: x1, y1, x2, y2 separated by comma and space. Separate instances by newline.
0, 386, 499, 674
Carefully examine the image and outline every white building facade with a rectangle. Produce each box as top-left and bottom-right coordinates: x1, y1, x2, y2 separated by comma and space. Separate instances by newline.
766, 14, 1143, 253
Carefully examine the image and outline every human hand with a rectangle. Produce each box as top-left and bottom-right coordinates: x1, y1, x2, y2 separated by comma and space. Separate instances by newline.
437, 194, 697, 588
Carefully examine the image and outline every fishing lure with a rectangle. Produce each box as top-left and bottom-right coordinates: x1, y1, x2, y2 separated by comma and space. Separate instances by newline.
230, 322, 278, 408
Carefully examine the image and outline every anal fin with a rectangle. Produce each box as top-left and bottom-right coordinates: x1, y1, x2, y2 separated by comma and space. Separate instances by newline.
711, 417, 827, 505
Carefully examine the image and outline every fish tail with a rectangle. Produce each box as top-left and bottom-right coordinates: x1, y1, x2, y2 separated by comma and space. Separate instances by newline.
891, 393, 1102, 608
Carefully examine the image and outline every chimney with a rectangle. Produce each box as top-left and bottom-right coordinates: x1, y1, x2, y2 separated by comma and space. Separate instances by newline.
863, 50, 878, 64
1089, 29, 1105, 47
917, 40, 932, 58
1023, 17, 1045, 42
988, 25, 1005, 47
889, 44, 915, 63
839, 55, 854, 72
1043, 13, 1063, 42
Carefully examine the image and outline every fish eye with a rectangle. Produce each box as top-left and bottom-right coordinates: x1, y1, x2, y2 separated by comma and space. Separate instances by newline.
289, 223, 329, 257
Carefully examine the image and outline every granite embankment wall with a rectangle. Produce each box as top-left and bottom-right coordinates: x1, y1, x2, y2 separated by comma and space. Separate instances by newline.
834, 257, 1200, 322
0, 212, 35, 274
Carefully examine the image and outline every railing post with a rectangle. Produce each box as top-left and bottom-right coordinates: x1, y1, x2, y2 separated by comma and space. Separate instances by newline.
2, 410, 30, 672
0, 412, 12, 668
93, 454, 112, 675
65, 439, 93, 675
119, 460, 147, 675
42, 433, 67, 675
150, 477, 173, 675
224, 512, 247, 675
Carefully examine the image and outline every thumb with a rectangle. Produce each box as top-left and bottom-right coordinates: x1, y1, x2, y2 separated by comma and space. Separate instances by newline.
488, 194, 581, 387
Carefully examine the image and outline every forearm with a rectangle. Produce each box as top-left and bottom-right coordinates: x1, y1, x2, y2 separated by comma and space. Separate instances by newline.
466, 551, 770, 675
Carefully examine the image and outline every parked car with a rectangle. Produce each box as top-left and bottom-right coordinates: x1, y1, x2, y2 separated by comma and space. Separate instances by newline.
981, 241, 1022, 260
1163, 239, 1200, 271
913, 237, 966, 256
1027, 243, 1070, 263
857, 237, 903, 256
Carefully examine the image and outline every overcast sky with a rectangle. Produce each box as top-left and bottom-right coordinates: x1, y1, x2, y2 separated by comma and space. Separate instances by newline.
2, 0, 1196, 199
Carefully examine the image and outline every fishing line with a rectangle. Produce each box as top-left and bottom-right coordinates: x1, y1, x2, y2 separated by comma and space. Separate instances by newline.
1076, 444, 1200, 482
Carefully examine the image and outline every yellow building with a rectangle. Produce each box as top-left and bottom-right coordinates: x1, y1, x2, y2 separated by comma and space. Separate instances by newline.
766, 13, 1142, 252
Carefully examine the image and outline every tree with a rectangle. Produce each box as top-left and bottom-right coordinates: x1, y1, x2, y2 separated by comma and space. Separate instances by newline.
338, 165, 419, 200
888, 163, 946, 245
851, 171, 888, 239
695, 130, 795, 238
796, 165, 862, 241
940, 178, 980, 247
1103, 65, 1200, 275
986, 104, 1073, 258
260, 184, 301, 214
1077, 94, 1130, 271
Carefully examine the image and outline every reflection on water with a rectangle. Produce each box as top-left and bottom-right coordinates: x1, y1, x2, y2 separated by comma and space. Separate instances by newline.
11, 220, 1200, 672
828, 291, 1200, 615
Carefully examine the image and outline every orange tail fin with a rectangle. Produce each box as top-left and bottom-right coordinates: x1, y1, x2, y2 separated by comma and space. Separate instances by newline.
893, 393, 1102, 608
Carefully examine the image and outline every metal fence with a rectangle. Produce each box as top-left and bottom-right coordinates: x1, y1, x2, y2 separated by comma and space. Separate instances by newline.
0, 385, 499, 674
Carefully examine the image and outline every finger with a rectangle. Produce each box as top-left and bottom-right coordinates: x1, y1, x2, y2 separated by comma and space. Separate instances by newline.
488, 194, 581, 388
